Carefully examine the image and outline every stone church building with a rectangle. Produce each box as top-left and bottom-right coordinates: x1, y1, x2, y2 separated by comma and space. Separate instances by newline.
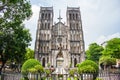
35, 7, 85, 69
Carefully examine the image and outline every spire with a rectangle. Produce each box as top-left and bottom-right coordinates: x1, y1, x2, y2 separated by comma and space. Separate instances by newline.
57, 10, 62, 22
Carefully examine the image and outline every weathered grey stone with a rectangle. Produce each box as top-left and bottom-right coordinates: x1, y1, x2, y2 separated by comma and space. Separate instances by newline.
34, 7, 85, 70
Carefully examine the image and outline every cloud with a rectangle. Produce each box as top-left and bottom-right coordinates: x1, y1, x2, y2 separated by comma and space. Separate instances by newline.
80, 0, 120, 50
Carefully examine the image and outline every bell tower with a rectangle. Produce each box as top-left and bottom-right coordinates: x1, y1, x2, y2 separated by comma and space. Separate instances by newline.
67, 7, 85, 67
35, 7, 53, 67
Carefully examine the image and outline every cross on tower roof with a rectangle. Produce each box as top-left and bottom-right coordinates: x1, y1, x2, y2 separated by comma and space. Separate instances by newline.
57, 10, 62, 22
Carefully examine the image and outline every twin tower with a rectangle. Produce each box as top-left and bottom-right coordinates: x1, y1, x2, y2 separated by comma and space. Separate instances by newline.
35, 7, 85, 69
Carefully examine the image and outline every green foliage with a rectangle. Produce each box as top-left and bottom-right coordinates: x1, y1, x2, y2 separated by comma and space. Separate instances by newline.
74, 77, 78, 80
102, 38, 120, 59
0, 0, 32, 21
34, 65, 44, 73
45, 69, 51, 76
49, 78, 52, 80
41, 77, 46, 80
47, 63, 51, 67
58, 74, 63, 78
77, 60, 99, 74
99, 56, 116, 66
28, 68, 37, 73
95, 78, 103, 80
21, 59, 44, 79
86, 43, 103, 63
0, 0, 32, 71
21, 59, 42, 73
67, 77, 71, 80
25, 48, 34, 60
77, 60, 99, 80
10, 26, 32, 63
69, 69, 77, 77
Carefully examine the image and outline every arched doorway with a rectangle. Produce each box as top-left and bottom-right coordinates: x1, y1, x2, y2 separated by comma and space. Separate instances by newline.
42, 58, 45, 67
74, 58, 77, 67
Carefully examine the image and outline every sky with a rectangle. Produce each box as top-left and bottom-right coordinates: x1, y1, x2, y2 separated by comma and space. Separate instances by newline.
24, 0, 120, 50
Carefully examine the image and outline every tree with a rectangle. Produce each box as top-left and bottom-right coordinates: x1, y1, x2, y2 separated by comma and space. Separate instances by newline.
0, 25, 32, 72
0, 0, 32, 21
0, 0, 32, 72
25, 48, 34, 60
76, 60, 99, 80
86, 43, 103, 63
99, 56, 116, 70
77, 60, 99, 74
102, 38, 120, 59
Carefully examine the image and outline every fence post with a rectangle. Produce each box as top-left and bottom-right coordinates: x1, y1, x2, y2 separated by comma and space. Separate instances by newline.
36, 73, 38, 80
80, 74, 83, 80
1, 73, 4, 80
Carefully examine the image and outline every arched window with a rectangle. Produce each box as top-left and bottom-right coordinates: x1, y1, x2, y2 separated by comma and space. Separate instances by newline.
48, 13, 50, 19
69, 14, 71, 20
42, 58, 45, 67
73, 14, 75, 20
48, 23, 50, 29
41, 13, 44, 19
74, 58, 77, 67
73, 23, 75, 30
44, 34, 46, 40
46, 23, 48, 29
76, 14, 78, 20
45, 13, 47, 19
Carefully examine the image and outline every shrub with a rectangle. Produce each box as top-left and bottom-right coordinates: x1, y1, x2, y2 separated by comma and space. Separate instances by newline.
74, 77, 78, 80
96, 78, 103, 80
45, 69, 51, 77
21, 59, 43, 79
67, 77, 71, 80
77, 60, 99, 80
99, 56, 116, 66
34, 65, 44, 73
69, 69, 77, 77
22, 59, 41, 73
77, 60, 99, 74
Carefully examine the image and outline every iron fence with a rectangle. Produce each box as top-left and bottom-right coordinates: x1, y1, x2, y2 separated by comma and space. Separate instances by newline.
1, 71, 120, 80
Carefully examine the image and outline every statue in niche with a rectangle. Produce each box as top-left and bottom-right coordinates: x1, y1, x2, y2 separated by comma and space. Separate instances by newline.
57, 43, 63, 58
56, 43, 64, 67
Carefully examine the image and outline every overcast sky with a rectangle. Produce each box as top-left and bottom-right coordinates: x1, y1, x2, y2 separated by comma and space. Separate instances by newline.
24, 0, 120, 50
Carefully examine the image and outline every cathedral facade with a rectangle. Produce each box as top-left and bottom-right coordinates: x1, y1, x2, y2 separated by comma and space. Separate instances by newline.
35, 7, 85, 69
